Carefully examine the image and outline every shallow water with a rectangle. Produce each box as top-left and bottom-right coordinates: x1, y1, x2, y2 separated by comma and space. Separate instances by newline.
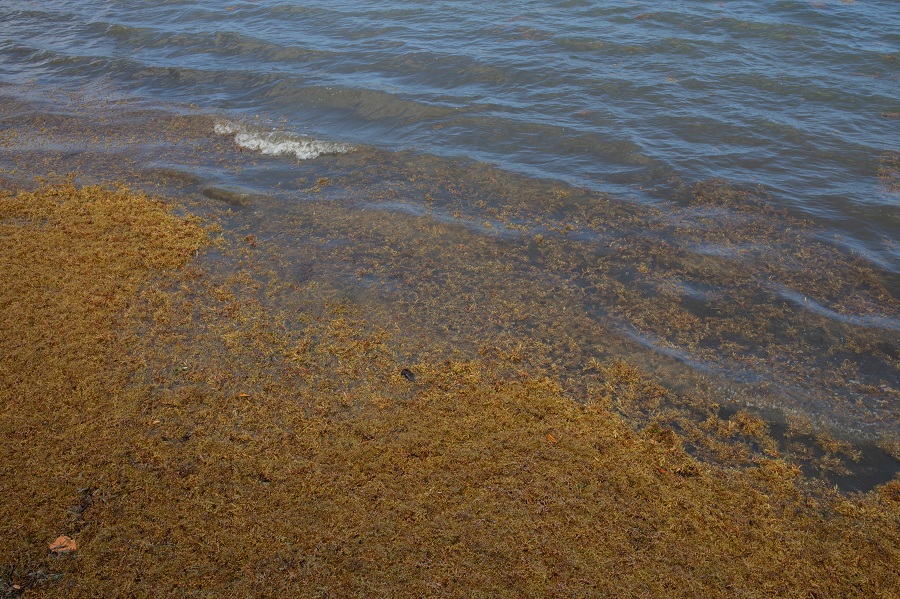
2, 1, 898, 253
0, 1, 898, 450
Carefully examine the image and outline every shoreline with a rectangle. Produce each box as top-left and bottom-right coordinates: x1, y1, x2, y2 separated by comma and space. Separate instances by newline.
1, 180, 898, 595
0, 85, 897, 455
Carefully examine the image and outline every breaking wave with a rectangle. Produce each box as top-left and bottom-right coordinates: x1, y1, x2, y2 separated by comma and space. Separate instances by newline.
214, 120, 352, 161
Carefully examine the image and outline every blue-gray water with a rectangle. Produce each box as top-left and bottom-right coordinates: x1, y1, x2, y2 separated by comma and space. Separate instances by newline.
1, 1, 898, 451
2, 1, 898, 253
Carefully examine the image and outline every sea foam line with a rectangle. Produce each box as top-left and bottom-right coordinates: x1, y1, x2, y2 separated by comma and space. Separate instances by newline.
214, 120, 352, 161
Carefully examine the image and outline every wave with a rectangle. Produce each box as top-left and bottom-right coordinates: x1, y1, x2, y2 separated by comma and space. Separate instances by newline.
213, 120, 352, 161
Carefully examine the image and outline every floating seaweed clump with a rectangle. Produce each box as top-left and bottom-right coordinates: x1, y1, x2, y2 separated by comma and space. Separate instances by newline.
1, 181, 898, 596
879, 150, 900, 193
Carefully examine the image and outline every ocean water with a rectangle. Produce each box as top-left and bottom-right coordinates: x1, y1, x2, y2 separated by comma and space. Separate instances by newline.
1, 1, 898, 452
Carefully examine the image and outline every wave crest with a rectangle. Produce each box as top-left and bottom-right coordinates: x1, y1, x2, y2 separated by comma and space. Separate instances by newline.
214, 120, 352, 160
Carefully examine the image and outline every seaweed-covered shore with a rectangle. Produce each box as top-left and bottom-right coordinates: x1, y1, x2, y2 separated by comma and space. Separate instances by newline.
1, 180, 898, 596
1, 85, 899, 596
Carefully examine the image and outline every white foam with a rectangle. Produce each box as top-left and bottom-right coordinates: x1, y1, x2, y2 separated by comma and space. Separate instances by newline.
214, 120, 352, 160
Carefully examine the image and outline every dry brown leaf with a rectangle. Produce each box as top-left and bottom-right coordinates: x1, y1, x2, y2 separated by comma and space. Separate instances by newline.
49, 535, 77, 553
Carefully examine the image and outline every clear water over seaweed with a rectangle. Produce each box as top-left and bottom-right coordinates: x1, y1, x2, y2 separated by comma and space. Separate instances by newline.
2, 1, 898, 240
0, 1, 898, 448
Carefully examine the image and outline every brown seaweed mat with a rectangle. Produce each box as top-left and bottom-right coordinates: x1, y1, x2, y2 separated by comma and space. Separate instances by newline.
1, 182, 898, 597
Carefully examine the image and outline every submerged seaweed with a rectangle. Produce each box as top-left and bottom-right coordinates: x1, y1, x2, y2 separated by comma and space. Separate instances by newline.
1, 86, 899, 595
0, 181, 898, 596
